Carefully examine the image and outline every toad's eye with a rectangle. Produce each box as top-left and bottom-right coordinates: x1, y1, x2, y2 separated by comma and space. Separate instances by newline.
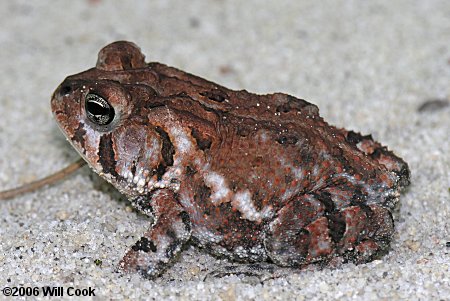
85, 93, 115, 125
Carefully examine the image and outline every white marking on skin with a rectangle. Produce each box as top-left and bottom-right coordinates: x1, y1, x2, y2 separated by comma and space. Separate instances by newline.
233, 246, 247, 258
168, 126, 193, 159
318, 240, 331, 251
278, 157, 304, 181
137, 178, 146, 188
199, 164, 273, 221
309, 178, 325, 192
204, 172, 232, 204
210, 245, 232, 257
231, 190, 273, 222
178, 189, 224, 244
280, 187, 297, 204
78, 125, 102, 170
312, 164, 320, 178
278, 156, 304, 201
231, 244, 266, 261
133, 167, 144, 184
146, 137, 162, 164
143, 124, 193, 193
304, 194, 323, 208
330, 172, 397, 204
258, 131, 269, 143
127, 170, 133, 183
193, 227, 224, 244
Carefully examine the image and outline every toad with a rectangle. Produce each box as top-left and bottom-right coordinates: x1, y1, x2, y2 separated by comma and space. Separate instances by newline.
51, 41, 410, 278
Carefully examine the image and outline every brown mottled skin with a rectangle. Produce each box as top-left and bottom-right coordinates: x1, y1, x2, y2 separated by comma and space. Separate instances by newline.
51, 41, 410, 279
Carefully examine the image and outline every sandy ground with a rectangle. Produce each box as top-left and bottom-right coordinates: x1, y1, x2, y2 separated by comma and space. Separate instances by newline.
0, 1, 449, 300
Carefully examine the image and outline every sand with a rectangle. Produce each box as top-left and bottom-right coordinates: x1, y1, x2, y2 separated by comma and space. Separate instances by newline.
0, 1, 449, 300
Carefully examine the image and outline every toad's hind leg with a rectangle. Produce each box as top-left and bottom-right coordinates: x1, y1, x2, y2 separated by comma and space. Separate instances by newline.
344, 130, 410, 188
264, 193, 395, 267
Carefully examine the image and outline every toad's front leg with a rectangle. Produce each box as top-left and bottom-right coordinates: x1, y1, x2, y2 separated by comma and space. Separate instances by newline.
119, 189, 191, 279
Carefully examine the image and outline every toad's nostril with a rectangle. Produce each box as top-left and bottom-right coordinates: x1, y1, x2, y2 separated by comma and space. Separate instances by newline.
59, 84, 72, 95
52, 81, 76, 104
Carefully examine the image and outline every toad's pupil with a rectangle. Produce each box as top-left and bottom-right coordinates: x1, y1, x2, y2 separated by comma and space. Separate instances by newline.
85, 94, 115, 125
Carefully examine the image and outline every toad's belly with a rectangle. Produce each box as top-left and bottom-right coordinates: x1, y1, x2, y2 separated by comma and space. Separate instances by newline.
190, 223, 269, 262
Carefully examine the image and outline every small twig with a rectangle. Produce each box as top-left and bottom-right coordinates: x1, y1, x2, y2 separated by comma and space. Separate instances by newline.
0, 158, 87, 200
